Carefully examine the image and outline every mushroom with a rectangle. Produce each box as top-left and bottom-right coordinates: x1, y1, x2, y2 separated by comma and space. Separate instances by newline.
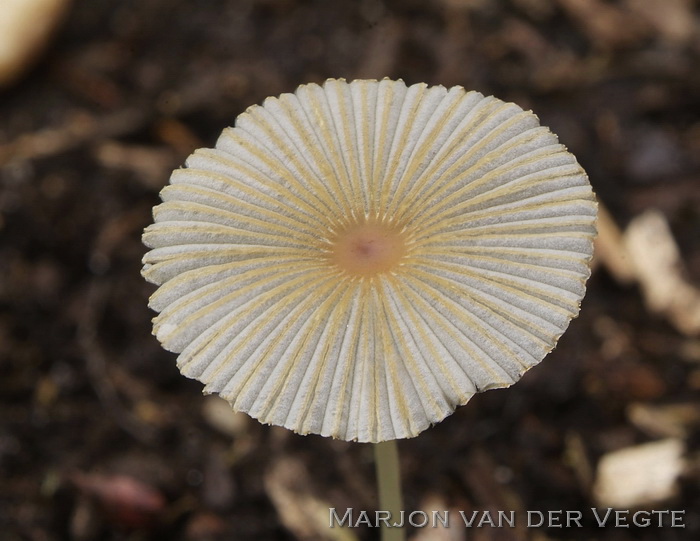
142, 78, 596, 535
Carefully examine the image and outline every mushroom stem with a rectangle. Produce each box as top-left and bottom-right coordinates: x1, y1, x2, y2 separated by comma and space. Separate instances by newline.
374, 440, 405, 541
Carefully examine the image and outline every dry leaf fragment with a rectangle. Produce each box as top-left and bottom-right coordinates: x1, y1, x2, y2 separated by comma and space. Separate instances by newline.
71, 472, 166, 529
265, 457, 359, 541
592, 203, 636, 284
626, 0, 695, 45
628, 402, 700, 439
624, 209, 700, 335
558, 0, 648, 48
593, 439, 685, 508
0, 0, 71, 87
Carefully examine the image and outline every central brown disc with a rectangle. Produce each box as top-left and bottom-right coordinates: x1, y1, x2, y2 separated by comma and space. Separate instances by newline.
329, 219, 407, 277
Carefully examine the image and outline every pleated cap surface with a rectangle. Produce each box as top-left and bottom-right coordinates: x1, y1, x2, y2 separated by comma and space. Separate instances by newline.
142, 78, 596, 442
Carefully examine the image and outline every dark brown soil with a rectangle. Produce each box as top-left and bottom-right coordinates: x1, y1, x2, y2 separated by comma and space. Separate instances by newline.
1, 1, 699, 540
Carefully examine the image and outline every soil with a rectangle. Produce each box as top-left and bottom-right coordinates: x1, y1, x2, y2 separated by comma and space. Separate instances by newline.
1, 1, 699, 540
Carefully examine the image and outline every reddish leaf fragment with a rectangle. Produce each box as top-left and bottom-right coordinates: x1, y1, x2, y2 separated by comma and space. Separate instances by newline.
71, 472, 166, 529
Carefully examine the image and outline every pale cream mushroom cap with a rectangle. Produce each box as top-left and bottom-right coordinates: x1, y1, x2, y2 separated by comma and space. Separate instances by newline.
142, 78, 597, 443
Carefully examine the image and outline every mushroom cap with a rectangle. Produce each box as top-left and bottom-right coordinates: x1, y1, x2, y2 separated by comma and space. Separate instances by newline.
142, 78, 596, 443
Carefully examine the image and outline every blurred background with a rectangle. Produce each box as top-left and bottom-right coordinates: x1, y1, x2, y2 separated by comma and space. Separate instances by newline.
1, 0, 699, 540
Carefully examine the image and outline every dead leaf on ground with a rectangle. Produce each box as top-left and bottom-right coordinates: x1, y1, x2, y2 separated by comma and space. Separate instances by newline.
265, 456, 359, 541
594, 204, 700, 336
593, 438, 685, 508
70, 471, 166, 529
625, 210, 700, 336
